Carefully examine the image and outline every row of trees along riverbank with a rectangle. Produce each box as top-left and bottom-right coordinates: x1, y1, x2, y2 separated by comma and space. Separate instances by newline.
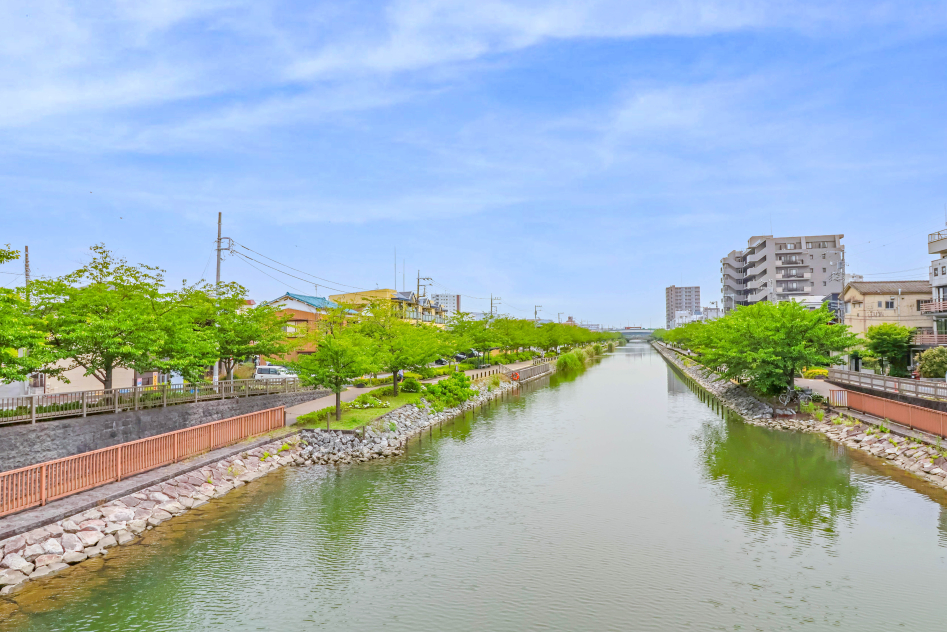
289, 301, 620, 420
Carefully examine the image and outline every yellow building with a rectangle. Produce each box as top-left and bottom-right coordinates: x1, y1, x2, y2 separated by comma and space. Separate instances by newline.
842, 280, 932, 337
328, 289, 449, 326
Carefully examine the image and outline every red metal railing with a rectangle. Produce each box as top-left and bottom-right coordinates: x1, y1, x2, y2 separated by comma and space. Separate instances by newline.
0, 407, 284, 518
843, 390, 947, 438
920, 301, 947, 314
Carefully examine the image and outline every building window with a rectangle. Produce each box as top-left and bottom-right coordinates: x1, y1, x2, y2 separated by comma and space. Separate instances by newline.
877, 301, 883, 308
822, 253, 826, 259
809, 254, 813, 260
823, 281, 827, 286
936, 268, 940, 277
942, 266, 946, 275
29, 373, 45, 389
918, 299, 931, 311
885, 301, 895, 309
822, 268, 826, 272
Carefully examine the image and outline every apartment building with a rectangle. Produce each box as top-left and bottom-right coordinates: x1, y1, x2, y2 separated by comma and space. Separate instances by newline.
842, 281, 932, 337
431, 293, 461, 315
665, 285, 700, 328
721, 234, 845, 312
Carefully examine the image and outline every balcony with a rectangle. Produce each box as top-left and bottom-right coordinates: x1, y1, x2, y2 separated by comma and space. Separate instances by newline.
921, 301, 947, 314
778, 285, 810, 294
929, 230, 947, 256
914, 331, 947, 346
778, 272, 811, 280
776, 258, 807, 266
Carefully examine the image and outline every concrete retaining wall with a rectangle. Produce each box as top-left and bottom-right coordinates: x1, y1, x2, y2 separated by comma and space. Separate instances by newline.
0, 389, 329, 473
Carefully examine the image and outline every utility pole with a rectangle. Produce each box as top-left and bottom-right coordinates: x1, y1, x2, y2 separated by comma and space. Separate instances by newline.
491, 294, 502, 315
416, 271, 432, 323
558, 312, 563, 323
534, 305, 542, 322
216, 212, 222, 286
23, 246, 30, 303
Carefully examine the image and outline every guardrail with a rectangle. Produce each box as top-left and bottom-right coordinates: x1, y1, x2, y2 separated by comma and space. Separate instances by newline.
843, 391, 947, 439
828, 368, 947, 401
0, 378, 314, 427
0, 406, 285, 518
507, 363, 553, 382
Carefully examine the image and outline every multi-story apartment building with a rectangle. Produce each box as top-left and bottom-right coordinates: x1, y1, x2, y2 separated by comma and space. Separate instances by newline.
665, 285, 700, 328
431, 293, 461, 315
917, 229, 947, 346
721, 234, 845, 312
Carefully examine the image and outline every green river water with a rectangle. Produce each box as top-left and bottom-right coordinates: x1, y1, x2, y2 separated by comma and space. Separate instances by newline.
3, 344, 947, 630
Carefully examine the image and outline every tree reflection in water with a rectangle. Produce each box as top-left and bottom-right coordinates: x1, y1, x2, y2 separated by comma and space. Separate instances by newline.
701, 417, 863, 537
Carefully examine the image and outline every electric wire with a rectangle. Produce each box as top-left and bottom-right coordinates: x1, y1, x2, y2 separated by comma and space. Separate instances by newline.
232, 252, 306, 293
231, 251, 355, 294
232, 241, 370, 291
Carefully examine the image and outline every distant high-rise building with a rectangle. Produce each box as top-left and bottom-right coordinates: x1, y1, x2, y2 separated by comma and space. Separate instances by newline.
665, 286, 700, 328
721, 234, 845, 313
431, 293, 461, 315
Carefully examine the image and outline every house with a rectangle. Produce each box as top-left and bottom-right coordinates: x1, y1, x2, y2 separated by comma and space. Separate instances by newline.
328, 289, 449, 326
264, 292, 339, 363
841, 280, 932, 337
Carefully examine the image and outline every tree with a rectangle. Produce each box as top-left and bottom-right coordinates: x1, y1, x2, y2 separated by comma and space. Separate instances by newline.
28, 244, 218, 389
918, 346, 947, 379
209, 283, 291, 379
864, 323, 914, 377
291, 304, 371, 421
361, 300, 444, 395
0, 246, 51, 383
448, 312, 499, 366
697, 301, 858, 395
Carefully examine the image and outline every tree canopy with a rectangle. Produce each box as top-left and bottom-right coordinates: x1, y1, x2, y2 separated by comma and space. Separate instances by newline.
0, 246, 51, 383
667, 302, 857, 395
864, 323, 914, 377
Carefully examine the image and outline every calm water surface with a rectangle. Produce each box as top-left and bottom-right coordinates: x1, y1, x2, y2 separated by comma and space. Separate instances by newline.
4, 344, 947, 630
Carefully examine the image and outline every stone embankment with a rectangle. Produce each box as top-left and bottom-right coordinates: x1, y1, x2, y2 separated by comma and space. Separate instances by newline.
0, 378, 519, 596
299, 379, 519, 465
652, 342, 947, 493
653, 343, 774, 420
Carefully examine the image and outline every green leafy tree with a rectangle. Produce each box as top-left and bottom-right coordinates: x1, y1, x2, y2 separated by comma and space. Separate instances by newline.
448, 312, 500, 366
0, 246, 51, 383
28, 244, 218, 389
864, 323, 914, 377
918, 346, 947, 379
291, 304, 371, 421
697, 301, 858, 395
207, 283, 291, 379
362, 300, 445, 395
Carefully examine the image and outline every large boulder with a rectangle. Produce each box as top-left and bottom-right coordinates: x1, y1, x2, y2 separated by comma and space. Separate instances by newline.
76, 530, 104, 547
61, 533, 83, 553
41, 538, 64, 555
100, 506, 136, 523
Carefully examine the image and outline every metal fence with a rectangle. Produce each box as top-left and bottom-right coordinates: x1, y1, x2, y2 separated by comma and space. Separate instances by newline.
0, 406, 285, 518
828, 368, 947, 401
0, 379, 313, 426
506, 363, 553, 382
828, 389, 848, 407
842, 390, 947, 439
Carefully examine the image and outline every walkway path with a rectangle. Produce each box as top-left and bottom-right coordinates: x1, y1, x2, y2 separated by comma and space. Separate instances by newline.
284, 359, 541, 425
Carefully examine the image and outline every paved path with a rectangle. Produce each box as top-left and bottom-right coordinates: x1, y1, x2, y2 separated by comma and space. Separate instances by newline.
284, 359, 542, 425
796, 378, 839, 398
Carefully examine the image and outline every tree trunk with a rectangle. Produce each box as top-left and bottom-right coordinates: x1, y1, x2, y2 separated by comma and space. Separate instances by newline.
335, 391, 342, 421
392, 368, 400, 396
104, 360, 114, 391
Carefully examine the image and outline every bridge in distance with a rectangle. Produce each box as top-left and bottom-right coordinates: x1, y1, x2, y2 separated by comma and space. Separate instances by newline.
607, 327, 655, 340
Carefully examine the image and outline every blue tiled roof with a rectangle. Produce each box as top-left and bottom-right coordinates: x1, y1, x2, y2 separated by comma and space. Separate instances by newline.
276, 293, 338, 310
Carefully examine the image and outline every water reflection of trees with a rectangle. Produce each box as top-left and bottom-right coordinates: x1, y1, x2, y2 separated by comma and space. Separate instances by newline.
701, 419, 863, 536
666, 366, 689, 396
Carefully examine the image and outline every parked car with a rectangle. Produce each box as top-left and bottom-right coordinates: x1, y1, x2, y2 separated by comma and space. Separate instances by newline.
254, 366, 296, 380
434, 358, 449, 366
453, 353, 468, 362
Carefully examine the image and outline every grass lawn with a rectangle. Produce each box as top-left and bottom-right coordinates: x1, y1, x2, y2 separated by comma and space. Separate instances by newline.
296, 390, 422, 431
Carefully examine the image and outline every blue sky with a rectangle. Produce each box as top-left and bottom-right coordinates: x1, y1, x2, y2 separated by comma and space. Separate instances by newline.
2, 0, 947, 327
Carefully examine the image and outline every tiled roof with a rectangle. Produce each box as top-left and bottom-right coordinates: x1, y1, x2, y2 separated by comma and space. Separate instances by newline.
273, 293, 337, 309
846, 280, 931, 295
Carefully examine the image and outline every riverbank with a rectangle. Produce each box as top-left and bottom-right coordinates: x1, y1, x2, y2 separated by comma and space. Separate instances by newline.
652, 342, 947, 494
0, 374, 532, 599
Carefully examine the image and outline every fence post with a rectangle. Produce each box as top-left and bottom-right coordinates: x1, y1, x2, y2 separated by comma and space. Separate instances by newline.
195, 385, 199, 404
267, 381, 270, 396
116, 446, 123, 482
134, 386, 139, 411
81, 391, 87, 417
31, 395, 36, 424
40, 464, 47, 506
115, 389, 119, 413
174, 433, 178, 463
163, 383, 167, 408
246, 380, 249, 398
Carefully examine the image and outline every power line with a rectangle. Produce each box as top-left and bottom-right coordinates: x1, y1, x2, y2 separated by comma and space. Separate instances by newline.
231, 251, 356, 294
232, 241, 369, 292
232, 252, 306, 293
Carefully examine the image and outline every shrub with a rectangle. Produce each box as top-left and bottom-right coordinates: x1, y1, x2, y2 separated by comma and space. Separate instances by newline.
814, 410, 825, 422
422, 372, 476, 412
350, 393, 390, 409
400, 377, 421, 393
592, 343, 603, 356
918, 346, 947, 378
353, 379, 369, 387
556, 352, 584, 372
802, 368, 828, 379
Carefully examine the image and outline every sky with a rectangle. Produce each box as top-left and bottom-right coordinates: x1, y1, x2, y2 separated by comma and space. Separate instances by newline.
2, 0, 947, 328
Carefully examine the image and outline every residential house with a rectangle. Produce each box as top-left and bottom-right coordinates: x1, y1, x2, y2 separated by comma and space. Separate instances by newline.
328, 289, 449, 326
842, 281, 932, 337
265, 292, 338, 364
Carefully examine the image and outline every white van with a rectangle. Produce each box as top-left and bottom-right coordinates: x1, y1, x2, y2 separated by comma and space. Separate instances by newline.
254, 366, 297, 381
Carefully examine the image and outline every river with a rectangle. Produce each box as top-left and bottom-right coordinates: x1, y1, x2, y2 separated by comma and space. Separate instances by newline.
4, 344, 947, 630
